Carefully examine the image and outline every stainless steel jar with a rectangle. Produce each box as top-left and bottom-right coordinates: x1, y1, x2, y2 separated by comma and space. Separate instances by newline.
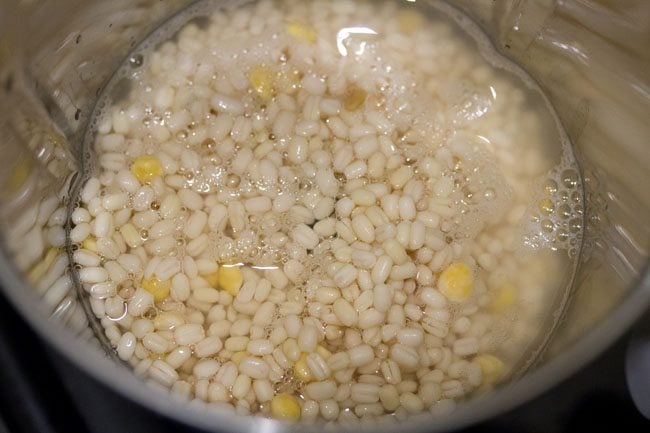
0, 1, 648, 431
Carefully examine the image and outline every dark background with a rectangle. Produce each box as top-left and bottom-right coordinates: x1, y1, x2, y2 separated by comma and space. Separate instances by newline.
0, 294, 648, 433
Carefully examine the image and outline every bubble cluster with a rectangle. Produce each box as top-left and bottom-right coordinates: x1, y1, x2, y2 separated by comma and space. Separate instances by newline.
522, 159, 584, 254
446, 134, 513, 240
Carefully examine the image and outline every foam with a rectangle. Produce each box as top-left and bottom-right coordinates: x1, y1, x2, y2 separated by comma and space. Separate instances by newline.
445, 131, 514, 241
520, 155, 584, 254
99, 1, 577, 266
425, 0, 583, 253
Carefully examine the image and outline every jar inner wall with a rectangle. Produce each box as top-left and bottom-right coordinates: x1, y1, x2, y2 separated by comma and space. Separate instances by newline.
0, 0, 648, 432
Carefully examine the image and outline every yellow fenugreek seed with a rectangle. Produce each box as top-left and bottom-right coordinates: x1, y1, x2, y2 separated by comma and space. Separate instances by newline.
270, 393, 301, 421
316, 345, 332, 359
286, 20, 317, 43
82, 235, 98, 253
217, 264, 243, 296
231, 351, 247, 365
294, 353, 313, 382
474, 354, 505, 385
490, 282, 517, 312
142, 277, 171, 302
130, 155, 163, 183
343, 86, 367, 111
27, 247, 59, 283
437, 262, 474, 302
249, 65, 275, 100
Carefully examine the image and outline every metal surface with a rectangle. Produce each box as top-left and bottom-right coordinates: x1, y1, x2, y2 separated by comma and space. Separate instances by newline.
0, 0, 649, 432
626, 317, 650, 419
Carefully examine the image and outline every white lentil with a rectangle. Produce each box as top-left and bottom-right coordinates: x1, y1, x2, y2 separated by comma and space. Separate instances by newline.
239, 357, 269, 379
452, 337, 480, 357
333, 298, 357, 327
79, 267, 108, 284
143, 332, 169, 354
390, 344, 420, 370
333, 264, 357, 288
174, 323, 205, 346
102, 193, 129, 212
247, 339, 273, 356
350, 383, 380, 404
231, 374, 251, 400
298, 325, 319, 353
371, 255, 393, 285
149, 360, 178, 387
348, 345, 374, 368
117, 332, 136, 361
351, 214, 375, 243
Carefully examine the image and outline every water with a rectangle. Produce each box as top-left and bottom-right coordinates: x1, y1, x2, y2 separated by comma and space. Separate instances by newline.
69, 0, 584, 420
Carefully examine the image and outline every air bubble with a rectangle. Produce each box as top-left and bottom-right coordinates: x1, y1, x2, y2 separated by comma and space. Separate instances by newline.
561, 169, 579, 189
571, 191, 581, 202
574, 204, 584, 215
202, 138, 215, 151
559, 190, 569, 202
129, 54, 144, 68
540, 219, 554, 233
557, 203, 571, 219
452, 157, 462, 172
143, 307, 158, 319
542, 179, 558, 195
226, 173, 241, 188
538, 198, 554, 215
569, 218, 582, 233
